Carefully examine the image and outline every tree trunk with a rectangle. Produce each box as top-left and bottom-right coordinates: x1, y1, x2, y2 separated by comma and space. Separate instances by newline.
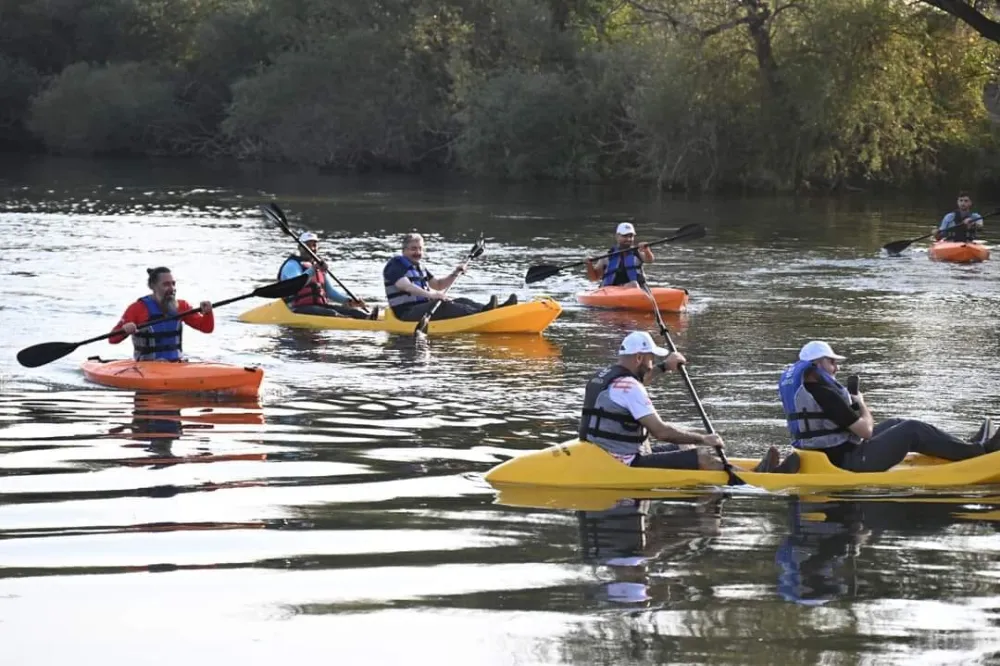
741, 0, 801, 186
920, 1, 1000, 44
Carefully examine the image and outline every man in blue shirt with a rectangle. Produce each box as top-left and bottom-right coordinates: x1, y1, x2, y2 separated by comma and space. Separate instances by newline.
936, 192, 983, 242
382, 233, 516, 321
278, 232, 377, 320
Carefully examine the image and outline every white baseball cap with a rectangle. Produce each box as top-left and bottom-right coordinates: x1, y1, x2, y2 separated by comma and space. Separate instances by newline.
616, 222, 636, 236
799, 340, 847, 362
298, 231, 319, 243
619, 331, 670, 356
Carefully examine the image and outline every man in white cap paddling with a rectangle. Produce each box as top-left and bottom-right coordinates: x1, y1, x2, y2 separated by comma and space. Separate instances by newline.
277, 231, 377, 320
586, 222, 655, 287
580, 331, 783, 471
778, 340, 1000, 472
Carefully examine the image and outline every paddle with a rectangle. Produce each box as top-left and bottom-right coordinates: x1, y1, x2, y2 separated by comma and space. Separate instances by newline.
414, 235, 486, 337
639, 282, 747, 487
16, 274, 309, 369
260, 202, 370, 314
524, 223, 706, 285
882, 209, 1000, 256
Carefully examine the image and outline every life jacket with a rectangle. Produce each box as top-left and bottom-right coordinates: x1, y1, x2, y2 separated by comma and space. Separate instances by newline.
579, 364, 649, 462
778, 360, 861, 450
132, 296, 182, 361
941, 210, 977, 242
602, 246, 643, 286
384, 255, 431, 310
278, 255, 328, 308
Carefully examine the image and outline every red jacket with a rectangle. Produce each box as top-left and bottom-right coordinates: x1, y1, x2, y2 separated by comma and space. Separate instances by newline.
109, 298, 214, 344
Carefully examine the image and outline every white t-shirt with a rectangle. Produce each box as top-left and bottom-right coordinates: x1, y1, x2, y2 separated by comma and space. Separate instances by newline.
606, 375, 656, 421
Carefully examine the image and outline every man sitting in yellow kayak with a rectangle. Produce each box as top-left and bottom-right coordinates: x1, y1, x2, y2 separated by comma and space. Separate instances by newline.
581, 331, 781, 471
383, 232, 516, 321
934, 191, 983, 242
278, 231, 378, 320
779, 340, 999, 472
110, 267, 213, 361
585, 222, 655, 287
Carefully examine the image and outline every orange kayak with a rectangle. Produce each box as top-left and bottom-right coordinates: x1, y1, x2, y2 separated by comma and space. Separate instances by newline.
576, 286, 688, 312
81, 357, 263, 397
929, 241, 990, 263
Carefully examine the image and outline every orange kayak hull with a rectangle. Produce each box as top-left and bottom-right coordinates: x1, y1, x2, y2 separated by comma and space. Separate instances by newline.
81, 358, 263, 397
576, 286, 688, 312
929, 241, 990, 263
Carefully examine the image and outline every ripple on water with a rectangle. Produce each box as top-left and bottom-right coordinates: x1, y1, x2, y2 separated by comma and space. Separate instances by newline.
6, 174, 1000, 664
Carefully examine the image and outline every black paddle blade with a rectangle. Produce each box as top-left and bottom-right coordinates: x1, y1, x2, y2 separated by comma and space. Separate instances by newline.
414, 314, 431, 337
724, 466, 747, 486
524, 264, 561, 284
253, 274, 309, 300
671, 223, 706, 242
17, 341, 79, 368
881, 239, 913, 256
671, 223, 703, 237
260, 203, 291, 233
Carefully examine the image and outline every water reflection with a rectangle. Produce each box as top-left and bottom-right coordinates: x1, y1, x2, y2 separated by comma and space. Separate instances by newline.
778, 494, 1000, 607
110, 392, 266, 467
776, 498, 865, 605
579, 494, 724, 606
586, 309, 690, 337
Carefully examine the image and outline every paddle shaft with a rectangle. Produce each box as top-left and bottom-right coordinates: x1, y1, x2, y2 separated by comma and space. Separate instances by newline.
566, 224, 703, 271
415, 236, 485, 334
83, 292, 258, 348
16, 274, 308, 368
262, 204, 369, 312
524, 223, 705, 284
639, 283, 743, 484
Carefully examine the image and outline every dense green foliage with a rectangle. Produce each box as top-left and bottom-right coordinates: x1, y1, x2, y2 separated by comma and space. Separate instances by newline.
2, 0, 999, 190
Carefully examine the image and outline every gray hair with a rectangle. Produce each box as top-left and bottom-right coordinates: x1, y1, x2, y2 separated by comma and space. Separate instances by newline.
402, 232, 423, 250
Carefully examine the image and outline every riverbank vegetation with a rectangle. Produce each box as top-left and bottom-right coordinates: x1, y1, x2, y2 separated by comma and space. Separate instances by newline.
2, 0, 999, 191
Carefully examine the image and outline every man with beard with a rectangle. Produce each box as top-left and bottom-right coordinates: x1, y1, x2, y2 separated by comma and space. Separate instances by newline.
109, 267, 214, 361
581, 331, 783, 471
935, 191, 984, 242
586, 222, 655, 287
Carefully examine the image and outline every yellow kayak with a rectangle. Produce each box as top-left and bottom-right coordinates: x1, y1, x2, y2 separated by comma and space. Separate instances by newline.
238, 298, 562, 334
483, 440, 1000, 492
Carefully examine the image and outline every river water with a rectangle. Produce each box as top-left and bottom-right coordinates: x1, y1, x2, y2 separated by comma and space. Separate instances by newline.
2, 156, 1000, 664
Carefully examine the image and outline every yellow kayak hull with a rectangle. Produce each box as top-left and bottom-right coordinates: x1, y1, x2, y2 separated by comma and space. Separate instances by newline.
492, 485, 1000, 512
238, 298, 562, 334
483, 440, 1000, 492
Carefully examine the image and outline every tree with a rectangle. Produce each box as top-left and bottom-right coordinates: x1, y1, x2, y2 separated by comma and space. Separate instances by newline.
919, 1, 1000, 44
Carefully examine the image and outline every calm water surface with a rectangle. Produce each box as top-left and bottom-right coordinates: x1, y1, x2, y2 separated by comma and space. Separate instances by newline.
2, 156, 1000, 665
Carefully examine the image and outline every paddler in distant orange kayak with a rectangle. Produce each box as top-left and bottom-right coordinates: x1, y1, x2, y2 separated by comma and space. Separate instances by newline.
109, 267, 214, 361
585, 222, 655, 287
934, 191, 983, 242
